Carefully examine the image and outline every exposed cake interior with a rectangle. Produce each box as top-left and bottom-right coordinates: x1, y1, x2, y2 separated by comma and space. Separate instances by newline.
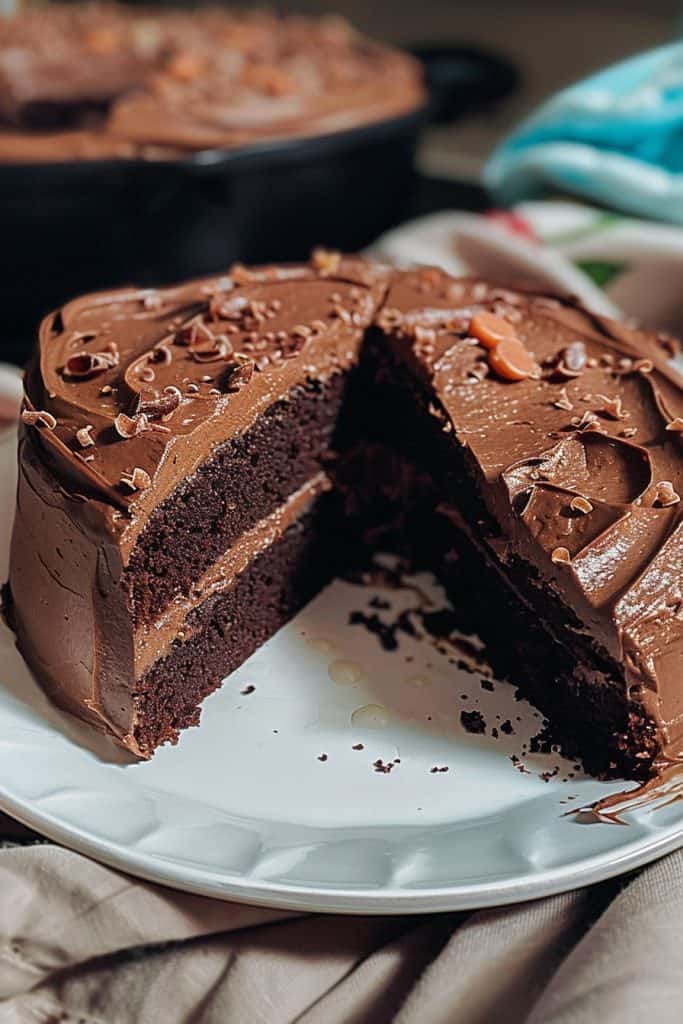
340, 334, 663, 778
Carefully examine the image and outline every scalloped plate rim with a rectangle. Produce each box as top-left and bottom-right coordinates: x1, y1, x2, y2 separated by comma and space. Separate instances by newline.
2, 785, 682, 914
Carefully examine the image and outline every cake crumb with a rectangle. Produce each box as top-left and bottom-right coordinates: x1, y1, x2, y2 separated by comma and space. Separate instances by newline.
460, 710, 486, 734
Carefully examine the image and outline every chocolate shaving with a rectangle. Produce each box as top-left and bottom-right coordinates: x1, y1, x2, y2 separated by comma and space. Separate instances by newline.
138, 386, 181, 419
553, 387, 573, 411
175, 320, 213, 347
666, 418, 683, 432
468, 362, 489, 383
150, 344, 173, 366
331, 305, 353, 326
595, 393, 627, 420
62, 352, 111, 380
21, 409, 56, 429
570, 495, 593, 515
75, 425, 95, 448
120, 467, 152, 492
190, 335, 232, 363
114, 412, 149, 439
311, 247, 341, 277
551, 547, 572, 565
572, 410, 601, 432
226, 361, 254, 391
654, 481, 681, 508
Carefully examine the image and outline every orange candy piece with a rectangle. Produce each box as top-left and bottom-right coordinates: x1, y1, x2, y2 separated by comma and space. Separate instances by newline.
468, 311, 539, 381
488, 337, 539, 382
469, 311, 517, 350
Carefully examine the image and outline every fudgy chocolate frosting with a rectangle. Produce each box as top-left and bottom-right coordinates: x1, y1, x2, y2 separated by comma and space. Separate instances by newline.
10, 255, 683, 767
0, 4, 424, 162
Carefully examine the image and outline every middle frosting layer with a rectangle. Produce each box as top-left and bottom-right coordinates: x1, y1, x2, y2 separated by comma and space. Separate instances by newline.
134, 471, 331, 676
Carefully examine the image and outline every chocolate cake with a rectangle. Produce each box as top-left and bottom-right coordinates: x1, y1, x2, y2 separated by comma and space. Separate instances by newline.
0, 5, 423, 162
7, 255, 683, 779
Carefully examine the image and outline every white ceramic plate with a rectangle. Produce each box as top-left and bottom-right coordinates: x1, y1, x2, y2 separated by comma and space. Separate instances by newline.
0, 429, 682, 913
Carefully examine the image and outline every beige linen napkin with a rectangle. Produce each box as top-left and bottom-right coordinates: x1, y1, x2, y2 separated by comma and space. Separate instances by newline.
1, 818, 683, 1024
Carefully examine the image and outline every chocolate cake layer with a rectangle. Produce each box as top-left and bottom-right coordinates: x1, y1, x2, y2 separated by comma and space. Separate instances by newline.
9, 254, 683, 774
134, 496, 334, 757
0, 5, 424, 162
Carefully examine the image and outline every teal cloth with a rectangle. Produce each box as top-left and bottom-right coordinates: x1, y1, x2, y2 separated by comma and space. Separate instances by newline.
485, 43, 683, 223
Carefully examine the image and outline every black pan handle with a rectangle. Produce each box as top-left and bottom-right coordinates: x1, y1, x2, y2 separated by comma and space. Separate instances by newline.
409, 44, 520, 124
